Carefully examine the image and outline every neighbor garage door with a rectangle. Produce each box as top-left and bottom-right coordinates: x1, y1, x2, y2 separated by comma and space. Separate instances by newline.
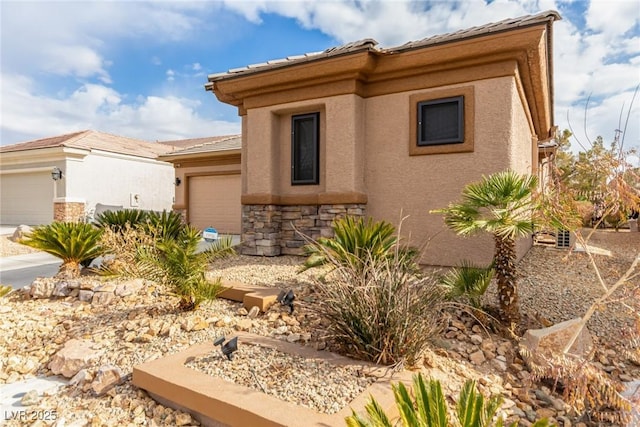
0, 172, 54, 225
188, 174, 241, 234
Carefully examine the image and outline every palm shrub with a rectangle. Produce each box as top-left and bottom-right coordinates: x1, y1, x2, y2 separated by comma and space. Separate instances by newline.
432, 170, 538, 325
0, 285, 13, 298
137, 225, 234, 310
346, 374, 554, 427
312, 247, 444, 367
143, 210, 185, 241
95, 224, 157, 278
302, 216, 418, 274
439, 261, 494, 310
21, 222, 103, 278
95, 209, 149, 233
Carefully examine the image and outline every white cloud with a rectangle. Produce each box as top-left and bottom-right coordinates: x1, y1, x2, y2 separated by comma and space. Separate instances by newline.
166, 69, 176, 82
192, 63, 202, 71
0, 73, 240, 144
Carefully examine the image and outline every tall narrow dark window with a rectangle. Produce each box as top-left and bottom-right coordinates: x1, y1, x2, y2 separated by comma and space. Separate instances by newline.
291, 113, 319, 185
417, 96, 464, 146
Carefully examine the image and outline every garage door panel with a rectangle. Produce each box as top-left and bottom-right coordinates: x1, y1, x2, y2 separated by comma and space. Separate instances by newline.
0, 173, 54, 225
188, 174, 241, 234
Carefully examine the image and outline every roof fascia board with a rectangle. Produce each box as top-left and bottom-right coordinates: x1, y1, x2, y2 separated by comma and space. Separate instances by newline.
0, 146, 88, 166
88, 149, 169, 165
159, 149, 242, 163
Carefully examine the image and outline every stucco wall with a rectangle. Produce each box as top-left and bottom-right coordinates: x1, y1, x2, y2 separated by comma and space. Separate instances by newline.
65, 152, 174, 214
364, 77, 534, 266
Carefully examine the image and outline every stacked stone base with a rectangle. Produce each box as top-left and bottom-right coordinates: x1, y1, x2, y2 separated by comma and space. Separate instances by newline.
54, 201, 86, 222
241, 204, 366, 256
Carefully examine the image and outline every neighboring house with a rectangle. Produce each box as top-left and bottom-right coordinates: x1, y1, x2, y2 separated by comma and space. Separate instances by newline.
204, 10, 561, 266
158, 135, 242, 234
0, 130, 175, 225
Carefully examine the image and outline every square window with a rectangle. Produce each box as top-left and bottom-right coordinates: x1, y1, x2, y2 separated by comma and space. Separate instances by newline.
417, 96, 464, 146
291, 113, 319, 185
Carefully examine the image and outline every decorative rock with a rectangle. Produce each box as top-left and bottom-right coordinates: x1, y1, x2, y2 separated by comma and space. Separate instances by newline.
52, 281, 73, 297
237, 307, 249, 316
470, 334, 483, 345
286, 333, 301, 343
492, 355, 508, 371
20, 390, 40, 406
114, 279, 144, 297
92, 291, 115, 306
536, 408, 556, 419
247, 306, 260, 319
49, 339, 104, 378
522, 318, 593, 359
78, 290, 94, 302
235, 319, 253, 331
30, 278, 55, 299
91, 365, 124, 396
175, 412, 193, 426
69, 369, 93, 387
469, 350, 486, 365
11, 224, 33, 242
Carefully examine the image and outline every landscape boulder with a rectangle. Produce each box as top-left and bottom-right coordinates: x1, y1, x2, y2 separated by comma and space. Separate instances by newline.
48, 339, 103, 378
10, 224, 32, 242
91, 365, 124, 396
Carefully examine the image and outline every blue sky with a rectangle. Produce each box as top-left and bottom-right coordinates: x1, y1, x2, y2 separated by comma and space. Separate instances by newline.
1, 0, 639, 156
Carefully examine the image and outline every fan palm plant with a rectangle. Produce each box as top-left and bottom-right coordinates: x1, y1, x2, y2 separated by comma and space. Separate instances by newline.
432, 170, 538, 325
137, 225, 234, 310
439, 261, 494, 310
21, 222, 104, 278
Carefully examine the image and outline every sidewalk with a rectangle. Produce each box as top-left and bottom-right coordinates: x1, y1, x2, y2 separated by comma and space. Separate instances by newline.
0, 252, 60, 272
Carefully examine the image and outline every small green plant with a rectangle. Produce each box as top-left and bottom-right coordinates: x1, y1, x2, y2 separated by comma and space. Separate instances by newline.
95, 209, 149, 232
137, 225, 234, 310
312, 248, 443, 367
439, 261, 494, 309
143, 210, 185, 241
302, 216, 417, 274
0, 285, 13, 298
346, 374, 554, 427
21, 222, 103, 278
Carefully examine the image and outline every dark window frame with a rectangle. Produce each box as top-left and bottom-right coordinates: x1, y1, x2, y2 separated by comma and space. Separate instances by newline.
291, 112, 320, 185
417, 95, 464, 146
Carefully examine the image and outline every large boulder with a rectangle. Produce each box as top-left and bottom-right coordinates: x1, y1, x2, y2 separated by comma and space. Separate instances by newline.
48, 339, 103, 378
91, 365, 124, 396
10, 224, 33, 242
522, 317, 593, 359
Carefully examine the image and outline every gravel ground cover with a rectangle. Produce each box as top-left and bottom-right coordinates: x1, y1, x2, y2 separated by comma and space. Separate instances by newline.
0, 236, 40, 257
185, 342, 376, 414
0, 229, 638, 426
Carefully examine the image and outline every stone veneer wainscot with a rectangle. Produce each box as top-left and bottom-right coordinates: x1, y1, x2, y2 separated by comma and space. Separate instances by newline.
242, 204, 366, 256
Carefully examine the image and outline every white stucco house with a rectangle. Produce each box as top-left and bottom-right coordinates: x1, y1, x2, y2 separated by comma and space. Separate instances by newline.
0, 130, 176, 225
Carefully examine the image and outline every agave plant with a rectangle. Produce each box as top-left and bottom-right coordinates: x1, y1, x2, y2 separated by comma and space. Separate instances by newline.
302, 216, 417, 274
346, 374, 554, 427
137, 225, 234, 310
439, 261, 494, 309
21, 222, 103, 278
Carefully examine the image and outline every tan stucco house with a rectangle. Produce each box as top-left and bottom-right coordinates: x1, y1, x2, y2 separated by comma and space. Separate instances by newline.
204, 11, 560, 265
158, 135, 242, 234
0, 130, 175, 225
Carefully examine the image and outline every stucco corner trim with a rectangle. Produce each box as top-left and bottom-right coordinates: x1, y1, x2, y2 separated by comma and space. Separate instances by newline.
409, 86, 475, 156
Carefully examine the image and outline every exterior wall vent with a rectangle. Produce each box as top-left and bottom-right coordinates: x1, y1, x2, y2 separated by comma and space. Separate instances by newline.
556, 229, 572, 248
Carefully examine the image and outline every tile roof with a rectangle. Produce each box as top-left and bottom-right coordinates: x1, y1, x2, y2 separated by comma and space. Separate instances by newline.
0, 130, 174, 159
157, 134, 240, 150
160, 135, 241, 158
206, 11, 560, 84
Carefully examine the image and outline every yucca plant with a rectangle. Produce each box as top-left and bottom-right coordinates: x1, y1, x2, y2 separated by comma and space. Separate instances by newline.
95, 209, 149, 233
137, 225, 234, 310
346, 374, 554, 427
439, 261, 494, 309
21, 222, 104, 278
313, 248, 443, 366
302, 216, 417, 274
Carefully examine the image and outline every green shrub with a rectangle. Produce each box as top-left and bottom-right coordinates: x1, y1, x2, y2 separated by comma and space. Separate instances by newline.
21, 222, 103, 278
439, 261, 494, 309
346, 373, 554, 427
143, 210, 185, 241
302, 216, 418, 274
95, 209, 149, 233
0, 285, 13, 298
312, 248, 443, 367
137, 225, 234, 310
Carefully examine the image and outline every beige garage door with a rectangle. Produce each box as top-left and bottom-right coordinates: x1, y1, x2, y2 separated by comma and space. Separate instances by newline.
0, 172, 54, 225
188, 174, 241, 234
